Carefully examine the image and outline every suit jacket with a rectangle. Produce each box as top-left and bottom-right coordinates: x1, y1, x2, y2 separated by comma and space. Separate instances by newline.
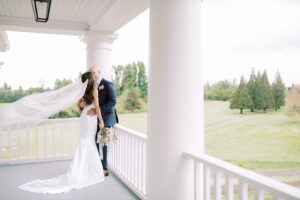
97, 78, 118, 128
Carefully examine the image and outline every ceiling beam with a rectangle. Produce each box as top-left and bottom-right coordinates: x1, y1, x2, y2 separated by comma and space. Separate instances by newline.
0, 16, 89, 35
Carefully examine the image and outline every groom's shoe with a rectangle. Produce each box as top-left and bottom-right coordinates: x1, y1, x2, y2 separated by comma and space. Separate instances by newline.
104, 170, 109, 177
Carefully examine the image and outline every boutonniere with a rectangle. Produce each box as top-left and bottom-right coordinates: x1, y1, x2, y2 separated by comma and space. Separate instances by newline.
98, 85, 105, 90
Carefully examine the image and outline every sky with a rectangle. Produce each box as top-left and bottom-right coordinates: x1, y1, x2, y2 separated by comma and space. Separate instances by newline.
0, 0, 299, 89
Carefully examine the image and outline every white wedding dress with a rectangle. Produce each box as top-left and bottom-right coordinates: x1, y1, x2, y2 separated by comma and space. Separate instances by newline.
18, 104, 105, 194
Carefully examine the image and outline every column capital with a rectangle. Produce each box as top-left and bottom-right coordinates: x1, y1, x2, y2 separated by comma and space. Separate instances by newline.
80, 31, 118, 44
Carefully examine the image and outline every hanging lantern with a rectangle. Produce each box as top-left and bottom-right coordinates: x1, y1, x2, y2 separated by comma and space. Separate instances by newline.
31, 0, 52, 22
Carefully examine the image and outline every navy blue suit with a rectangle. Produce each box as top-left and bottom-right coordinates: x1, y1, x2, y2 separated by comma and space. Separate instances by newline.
95, 78, 118, 170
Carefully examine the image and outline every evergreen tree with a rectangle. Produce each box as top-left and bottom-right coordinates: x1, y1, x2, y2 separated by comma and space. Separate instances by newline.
254, 72, 262, 110
259, 70, 274, 112
230, 76, 252, 114
137, 61, 148, 100
272, 70, 285, 111
122, 63, 137, 89
112, 65, 124, 96
247, 68, 256, 112
123, 88, 142, 112
3, 82, 8, 90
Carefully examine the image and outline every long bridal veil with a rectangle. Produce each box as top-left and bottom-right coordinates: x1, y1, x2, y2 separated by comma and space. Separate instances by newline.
0, 80, 88, 128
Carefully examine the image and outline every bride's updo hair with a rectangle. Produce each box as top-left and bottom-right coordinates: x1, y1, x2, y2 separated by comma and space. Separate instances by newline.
81, 72, 95, 105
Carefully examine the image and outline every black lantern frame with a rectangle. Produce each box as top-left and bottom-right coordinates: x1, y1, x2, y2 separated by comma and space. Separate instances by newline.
31, 0, 52, 22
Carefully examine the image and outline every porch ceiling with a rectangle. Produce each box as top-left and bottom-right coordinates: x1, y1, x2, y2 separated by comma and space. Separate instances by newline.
0, 0, 149, 35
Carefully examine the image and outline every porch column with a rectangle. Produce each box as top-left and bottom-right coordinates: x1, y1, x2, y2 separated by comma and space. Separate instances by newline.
147, 0, 203, 200
81, 31, 117, 80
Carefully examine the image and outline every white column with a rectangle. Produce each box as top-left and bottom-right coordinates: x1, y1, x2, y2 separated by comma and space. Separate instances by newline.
147, 0, 203, 200
81, 31, 117, 80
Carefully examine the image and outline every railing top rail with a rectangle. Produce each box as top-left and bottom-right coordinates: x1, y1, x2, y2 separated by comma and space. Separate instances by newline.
184, 151, 300, 199
114, 124, 147, 140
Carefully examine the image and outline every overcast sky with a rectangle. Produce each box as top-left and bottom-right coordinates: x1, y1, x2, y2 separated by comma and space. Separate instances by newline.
0, 0, 299, 89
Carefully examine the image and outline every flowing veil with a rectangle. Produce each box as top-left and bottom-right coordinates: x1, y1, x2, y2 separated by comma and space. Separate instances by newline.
0, 80, 88, 128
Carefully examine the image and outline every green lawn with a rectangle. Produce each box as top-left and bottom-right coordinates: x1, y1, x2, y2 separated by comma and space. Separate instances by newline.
118, 101, 300, 188
118, 101, 300, 170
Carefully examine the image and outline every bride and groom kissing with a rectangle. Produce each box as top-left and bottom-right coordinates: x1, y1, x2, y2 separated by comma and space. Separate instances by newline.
18, 66, 119, 194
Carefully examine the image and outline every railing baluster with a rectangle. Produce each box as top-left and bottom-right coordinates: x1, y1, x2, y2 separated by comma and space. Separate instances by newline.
110, 128, 116, 168
60, 122, 64, 156
134, 136, 138, 185
122, 131, 125, 176
52, 122, 55, 156
141, 139, 144, 193
116, 129, 119, 172
26, 122, 30, 158
204, 166, 211, 200
239, 181, 248, 200
194, 161, 203, 200
17, 123, 21, 159
131, 135, 134, 184
143, 140, 146, 194
137, 140, 142, 190
123, 132, 126, 179
226, 176, 234, 200
8, 125, 12, 160
254, 188, 264, 200
127, 134, 131, 181
35, 124, 38, 158
44, 123, 47, 157
214, 170, 222, 200
68, 122, 72, 155
113, 129, 116, 169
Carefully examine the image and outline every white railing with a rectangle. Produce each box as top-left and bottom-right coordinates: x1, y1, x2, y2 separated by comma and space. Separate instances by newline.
184, 152, 300, 200
2, 119, 300, 200
0, 118, 80, 165
0, 118, 147, 199
110, 124, 147, 200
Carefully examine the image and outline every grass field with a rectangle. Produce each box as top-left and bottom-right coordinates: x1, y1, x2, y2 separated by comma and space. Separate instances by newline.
118, 101, 300, 170
118, 101, 300, 188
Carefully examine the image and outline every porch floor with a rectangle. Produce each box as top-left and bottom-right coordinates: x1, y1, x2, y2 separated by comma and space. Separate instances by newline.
0, 160, 140, 200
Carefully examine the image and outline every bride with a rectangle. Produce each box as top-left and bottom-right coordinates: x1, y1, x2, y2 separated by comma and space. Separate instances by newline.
17, 71, 106, 194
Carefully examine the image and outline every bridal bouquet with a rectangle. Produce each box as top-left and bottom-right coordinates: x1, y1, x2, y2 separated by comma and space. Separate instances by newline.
97, 128, 117, 145
97, 128, 110, 145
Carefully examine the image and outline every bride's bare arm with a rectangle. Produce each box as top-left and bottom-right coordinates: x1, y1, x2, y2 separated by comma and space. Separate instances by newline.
93, 88, 104, 129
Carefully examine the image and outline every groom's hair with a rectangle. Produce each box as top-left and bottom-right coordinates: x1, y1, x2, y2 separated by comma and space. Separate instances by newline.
81, 72, 95, 105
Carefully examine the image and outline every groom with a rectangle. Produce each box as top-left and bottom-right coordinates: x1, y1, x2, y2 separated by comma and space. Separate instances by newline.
88, 66, 119, 177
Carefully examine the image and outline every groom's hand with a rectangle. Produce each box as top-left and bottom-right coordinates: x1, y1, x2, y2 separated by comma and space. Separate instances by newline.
87, 108, 96, 116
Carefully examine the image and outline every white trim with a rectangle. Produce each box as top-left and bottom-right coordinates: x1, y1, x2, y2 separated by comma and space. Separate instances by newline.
0, 16, 88, 35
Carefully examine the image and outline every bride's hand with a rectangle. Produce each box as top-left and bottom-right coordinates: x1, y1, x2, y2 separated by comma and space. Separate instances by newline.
99, 121, 104, 129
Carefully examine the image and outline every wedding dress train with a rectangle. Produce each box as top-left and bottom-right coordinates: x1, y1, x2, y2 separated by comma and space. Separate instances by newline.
19, 104, 105, 194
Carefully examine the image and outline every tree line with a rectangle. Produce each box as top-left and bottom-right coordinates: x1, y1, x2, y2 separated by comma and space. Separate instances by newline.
112, 61, 148, 112
0, 79, 72, 103
204, 80, 237, 101
230, 68, 285, 114
2, 65, 300, 117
